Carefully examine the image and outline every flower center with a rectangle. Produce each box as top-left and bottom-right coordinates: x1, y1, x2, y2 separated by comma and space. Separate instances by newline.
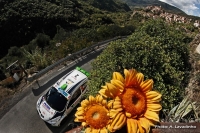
132, 96, 139, 105
122, 88, 146, 117
93, 112, 100, 120
85, 105, 109, 129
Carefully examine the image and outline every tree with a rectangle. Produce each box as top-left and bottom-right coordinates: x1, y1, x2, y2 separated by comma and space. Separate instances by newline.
35, 33, 50, 49
8, 46, 23, 57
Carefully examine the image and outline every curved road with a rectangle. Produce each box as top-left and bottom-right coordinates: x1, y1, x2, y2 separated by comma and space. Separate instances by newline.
0, 48, 104, 133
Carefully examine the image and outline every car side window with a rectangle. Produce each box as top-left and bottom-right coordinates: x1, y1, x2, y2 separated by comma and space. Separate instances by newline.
80, 82, 87, 92
67, 88, 81, 108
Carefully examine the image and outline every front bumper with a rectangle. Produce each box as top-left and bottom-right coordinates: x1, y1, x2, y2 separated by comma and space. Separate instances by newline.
36, 100, 62, 126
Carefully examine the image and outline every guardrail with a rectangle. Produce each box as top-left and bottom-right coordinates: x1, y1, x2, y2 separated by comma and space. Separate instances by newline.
26, 36, 127, 82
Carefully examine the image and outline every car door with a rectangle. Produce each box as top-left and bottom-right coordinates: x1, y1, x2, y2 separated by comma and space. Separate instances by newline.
65, 88, 82, 116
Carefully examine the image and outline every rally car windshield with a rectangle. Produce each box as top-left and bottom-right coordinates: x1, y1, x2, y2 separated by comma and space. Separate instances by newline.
45, 87, 68, 112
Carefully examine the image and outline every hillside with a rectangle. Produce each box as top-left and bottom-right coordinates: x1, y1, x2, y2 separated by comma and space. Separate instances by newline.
81, 0, 131, 12
121, 0, 186, 15
0, 0, 130, 59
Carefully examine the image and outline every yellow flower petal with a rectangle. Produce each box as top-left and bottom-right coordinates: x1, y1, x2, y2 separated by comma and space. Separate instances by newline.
75, 109, 84, 116
125, 112, 132, 118
124, 69, 129, 78
102, 99, 107, 106
76, 115, 84, 120
85, 127, 92, 133
99, 88, 112, 98
146, 91, 162, 103
74, 117, 79, 122
89, 95, 96, 104
100, 127, 108, 133
111, 80, 124, 92
96, 95, 104, 103
127, 118, 137, 133
77, 107, 84, 111
136, 73, 144, 85
112, 113, 126, 131
137, 120, 144, 133
112, 72, 125, 83
140, 79, 153, 93
144, 110, 159, 122
91, 128, 100, 133
81, 99, 90, 108
109, 109, 119, 118
139, 118, 150, 133
106, 83, 119, 97
124, 69, 137, 87
107, 100, 114, 109
82, 122, 87, 127
147, 103, 162, 111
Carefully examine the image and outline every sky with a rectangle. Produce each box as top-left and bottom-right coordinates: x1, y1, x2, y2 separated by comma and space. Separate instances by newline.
159, 0, 200, 17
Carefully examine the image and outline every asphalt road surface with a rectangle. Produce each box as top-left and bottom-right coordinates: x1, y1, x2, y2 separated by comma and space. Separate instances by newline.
0, 49, 103, 133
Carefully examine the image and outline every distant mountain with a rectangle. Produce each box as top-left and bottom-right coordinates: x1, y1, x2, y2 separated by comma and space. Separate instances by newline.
82, 0, 131, 12
120, 0, 186, 15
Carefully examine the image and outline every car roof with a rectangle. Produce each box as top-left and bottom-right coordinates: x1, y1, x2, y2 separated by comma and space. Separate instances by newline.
53, 68, 88, 99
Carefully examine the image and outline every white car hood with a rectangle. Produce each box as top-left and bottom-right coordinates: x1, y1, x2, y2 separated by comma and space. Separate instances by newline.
39, 101, 56, 120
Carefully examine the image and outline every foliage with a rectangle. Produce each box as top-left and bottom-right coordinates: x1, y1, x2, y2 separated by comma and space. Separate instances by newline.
78, 14, 114, 28
0, 0, 73, 58
8, 46, 23, 57
0, 0, 130, 59
52, 37, 92, 60
167, 96, 199, 122
22, 47, 50, 70
53, 25, 69, 42
88, 19, 192, 110
96, 24, 135, 40
34, 33, 51, 49
81, 0, 131, 12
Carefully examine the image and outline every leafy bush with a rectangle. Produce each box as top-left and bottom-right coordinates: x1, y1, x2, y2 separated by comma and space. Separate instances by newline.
7, 46, 23, 57
35, 33, 51, 49
88, 19, 192, 110
22, 47, 50, 70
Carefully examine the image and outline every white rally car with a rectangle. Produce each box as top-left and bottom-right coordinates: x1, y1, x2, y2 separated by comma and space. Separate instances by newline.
36, 67, 89, 126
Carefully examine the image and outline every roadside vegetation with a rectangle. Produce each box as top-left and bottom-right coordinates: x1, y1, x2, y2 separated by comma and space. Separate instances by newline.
87, 19, 200, 121
0, 0, 136, 74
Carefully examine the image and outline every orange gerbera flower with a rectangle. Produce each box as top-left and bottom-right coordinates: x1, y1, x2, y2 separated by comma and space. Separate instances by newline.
99, 69, 162, 133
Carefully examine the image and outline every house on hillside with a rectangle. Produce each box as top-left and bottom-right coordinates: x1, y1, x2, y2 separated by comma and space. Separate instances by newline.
194, 20, 200, 27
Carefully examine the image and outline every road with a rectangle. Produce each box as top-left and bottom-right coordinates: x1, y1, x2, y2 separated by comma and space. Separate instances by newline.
0, 49, 103, 133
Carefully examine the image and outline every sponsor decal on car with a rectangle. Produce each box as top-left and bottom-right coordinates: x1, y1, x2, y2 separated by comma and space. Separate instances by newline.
42, 102, 51, 112
58, 88, 71, 99
66, 79, 74, 84
71, 74, 79, 80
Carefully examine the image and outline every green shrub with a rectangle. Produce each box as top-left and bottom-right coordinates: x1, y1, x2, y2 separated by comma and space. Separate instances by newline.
22, 47, 50, 70
88, 19, 192, 110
